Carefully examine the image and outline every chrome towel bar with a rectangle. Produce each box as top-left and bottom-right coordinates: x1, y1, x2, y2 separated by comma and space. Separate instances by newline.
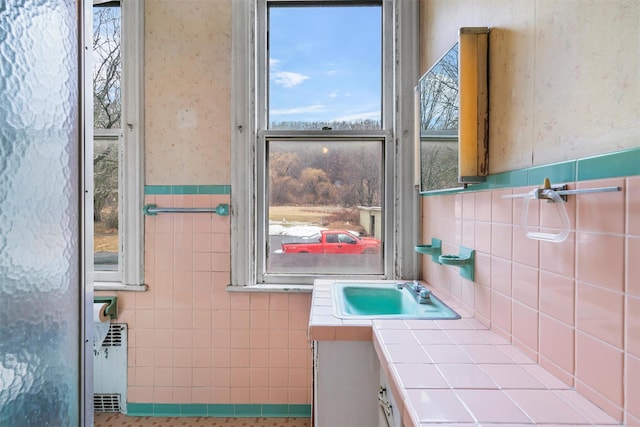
143, 203, 229, 216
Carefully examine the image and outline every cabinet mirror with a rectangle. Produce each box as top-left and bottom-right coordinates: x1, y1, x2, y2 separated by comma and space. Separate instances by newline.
416, 27, 489, 193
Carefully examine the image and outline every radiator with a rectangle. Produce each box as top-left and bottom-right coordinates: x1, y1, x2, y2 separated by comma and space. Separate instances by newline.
94, 323, 127, 413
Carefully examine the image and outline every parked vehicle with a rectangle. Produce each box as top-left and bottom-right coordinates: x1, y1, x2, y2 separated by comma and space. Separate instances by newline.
280, 229, 381, 254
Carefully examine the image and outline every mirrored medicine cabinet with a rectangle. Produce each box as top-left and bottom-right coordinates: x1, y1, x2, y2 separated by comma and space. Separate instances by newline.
415, 27, 490, 193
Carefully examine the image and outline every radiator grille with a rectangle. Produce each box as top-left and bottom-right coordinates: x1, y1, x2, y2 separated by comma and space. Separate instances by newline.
94, 393, 121, 413
94, 323, 127, 414
102, 324, 125, 347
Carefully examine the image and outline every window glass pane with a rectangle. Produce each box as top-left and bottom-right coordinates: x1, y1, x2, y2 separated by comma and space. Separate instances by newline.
267, 140, 383, 275
93, 133, 119, 271
268, 4, 381, 130
93, 4, 121, 272
93, 5, 121, 129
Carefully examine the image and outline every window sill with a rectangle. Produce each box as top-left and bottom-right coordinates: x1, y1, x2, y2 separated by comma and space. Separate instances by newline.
226, 284, 313, 293
94, 282, 148, 292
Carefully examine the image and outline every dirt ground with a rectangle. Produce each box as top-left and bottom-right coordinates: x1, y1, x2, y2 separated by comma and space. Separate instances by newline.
94, 219, 118, 252
95, 234, 118, 252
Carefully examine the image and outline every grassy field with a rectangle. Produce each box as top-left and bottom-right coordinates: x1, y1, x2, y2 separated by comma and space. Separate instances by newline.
270, 205, 363, 232
270, 205, 348, 223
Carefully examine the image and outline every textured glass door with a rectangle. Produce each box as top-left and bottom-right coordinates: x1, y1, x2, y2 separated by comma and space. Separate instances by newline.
0, 1, 83, 426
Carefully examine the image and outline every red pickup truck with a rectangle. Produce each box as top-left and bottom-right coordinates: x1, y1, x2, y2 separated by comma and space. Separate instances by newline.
280, 230, 381, 254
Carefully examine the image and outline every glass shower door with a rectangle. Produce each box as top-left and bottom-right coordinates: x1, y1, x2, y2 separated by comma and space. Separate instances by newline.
0, 1, 84, 425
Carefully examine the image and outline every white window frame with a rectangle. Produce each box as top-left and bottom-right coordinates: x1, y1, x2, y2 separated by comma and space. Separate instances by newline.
91, 0, 145, 290
231, 0, 418, 288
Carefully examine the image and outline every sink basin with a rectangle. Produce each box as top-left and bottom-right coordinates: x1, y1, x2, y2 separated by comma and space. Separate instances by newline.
331, 282, 461, 319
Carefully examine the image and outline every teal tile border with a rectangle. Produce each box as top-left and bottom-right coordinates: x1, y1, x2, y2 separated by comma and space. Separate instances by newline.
181, 403, 208, 417
145, 185, 231, 195
127, 403, 153, 416
127, 403, 311, 418
577, 148, 640, 181
419, 147, 640, 196
153, 403, 181, 417
528, 160, 576, 186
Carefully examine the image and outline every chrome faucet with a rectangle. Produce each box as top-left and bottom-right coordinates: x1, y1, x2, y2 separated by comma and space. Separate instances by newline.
397, 280, 431, 304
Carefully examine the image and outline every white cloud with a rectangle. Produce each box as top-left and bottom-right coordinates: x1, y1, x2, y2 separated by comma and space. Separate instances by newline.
272, 70, 310, 88
271, 104, 326, 116
269, 58, 310, 88
327, 90, 338, 99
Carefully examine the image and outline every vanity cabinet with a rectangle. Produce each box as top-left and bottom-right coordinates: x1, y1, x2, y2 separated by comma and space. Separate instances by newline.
313, 340, 380, 427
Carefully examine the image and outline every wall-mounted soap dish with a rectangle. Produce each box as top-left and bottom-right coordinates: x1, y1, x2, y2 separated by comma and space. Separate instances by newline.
415, 238, 442, 263
439, 246, 475, 281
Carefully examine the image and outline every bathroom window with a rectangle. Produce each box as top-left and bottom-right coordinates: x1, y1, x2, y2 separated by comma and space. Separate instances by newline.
231, 0, 419, 286
262, 1, 385, 280
266, 138, 384, 275
91, 0, 144, 286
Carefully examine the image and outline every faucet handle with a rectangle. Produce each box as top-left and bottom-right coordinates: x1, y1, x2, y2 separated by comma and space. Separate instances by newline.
419, 289, 431, 303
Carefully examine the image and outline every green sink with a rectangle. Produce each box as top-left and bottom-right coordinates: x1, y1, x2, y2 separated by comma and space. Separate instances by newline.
331, 282, 460, 319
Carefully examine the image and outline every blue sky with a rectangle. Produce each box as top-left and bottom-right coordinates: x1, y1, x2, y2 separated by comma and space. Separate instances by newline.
268, 5, 381, 125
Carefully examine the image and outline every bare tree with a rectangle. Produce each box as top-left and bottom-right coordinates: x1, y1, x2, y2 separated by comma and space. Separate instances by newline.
299, 168, 334, 205
269, 151, 302, 205
93, 6, 121, 129
93, 6, 121, 223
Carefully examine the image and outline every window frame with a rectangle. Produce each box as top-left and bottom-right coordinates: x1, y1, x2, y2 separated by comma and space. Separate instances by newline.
91, 0, 144, 289
231, 0, 419, 288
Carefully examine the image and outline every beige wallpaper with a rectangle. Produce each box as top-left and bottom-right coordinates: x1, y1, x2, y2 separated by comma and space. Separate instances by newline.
420, 0, 639, 173
143, 0, 638, 182
145, 0, 232, 185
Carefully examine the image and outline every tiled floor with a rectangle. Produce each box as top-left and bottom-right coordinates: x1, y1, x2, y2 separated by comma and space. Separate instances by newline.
94, 413, 311, 427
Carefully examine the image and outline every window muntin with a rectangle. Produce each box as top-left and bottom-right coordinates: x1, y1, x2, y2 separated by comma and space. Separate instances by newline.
93, 3, 121, 275
267, 3, 382, 130
266, 139, 384, 275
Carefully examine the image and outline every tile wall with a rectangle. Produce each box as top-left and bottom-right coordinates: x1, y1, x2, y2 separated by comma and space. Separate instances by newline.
420, 175, 639, 424
98, 193, 313, 412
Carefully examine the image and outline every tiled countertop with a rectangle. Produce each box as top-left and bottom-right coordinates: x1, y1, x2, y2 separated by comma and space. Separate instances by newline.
308, 280, 620, 426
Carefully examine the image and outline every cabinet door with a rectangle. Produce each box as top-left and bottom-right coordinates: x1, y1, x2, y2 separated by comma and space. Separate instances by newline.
379, 368, 404, 427
314, 340, 380, 427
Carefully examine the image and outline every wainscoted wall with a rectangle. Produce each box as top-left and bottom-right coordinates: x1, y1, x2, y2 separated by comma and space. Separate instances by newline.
123, 0, 314, 414
419, 152, 640, 423
98, 188, 312, 417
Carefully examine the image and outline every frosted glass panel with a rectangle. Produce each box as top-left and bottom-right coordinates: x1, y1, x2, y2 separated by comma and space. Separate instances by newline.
0, 1, 81, 425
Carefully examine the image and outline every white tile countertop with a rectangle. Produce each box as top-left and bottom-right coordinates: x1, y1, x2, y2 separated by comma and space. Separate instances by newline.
308, 279, 621, 426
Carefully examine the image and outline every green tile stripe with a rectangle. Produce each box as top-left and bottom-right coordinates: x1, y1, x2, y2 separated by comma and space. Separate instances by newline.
144, 185, 231, 195
420, 147, 640, 196
577, 148, 640, 181
127, 403, 311, 418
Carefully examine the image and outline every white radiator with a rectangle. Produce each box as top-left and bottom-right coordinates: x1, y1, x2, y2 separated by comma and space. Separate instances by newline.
94, 323, 127, 413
